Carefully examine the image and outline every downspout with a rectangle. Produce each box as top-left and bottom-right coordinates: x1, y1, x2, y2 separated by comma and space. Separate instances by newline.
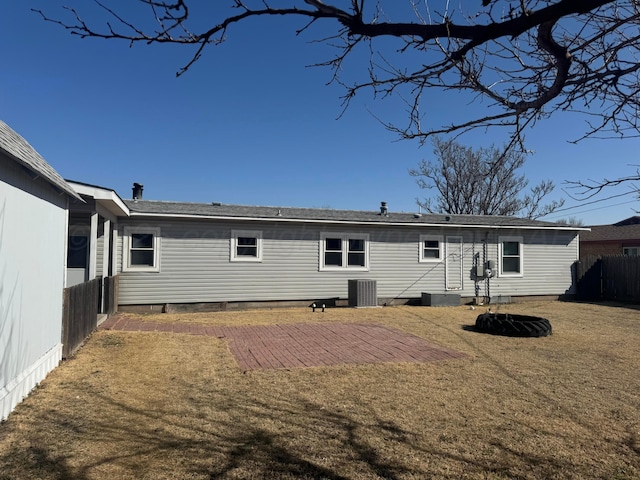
484, 233, 490, 303
473, 232, 481, 301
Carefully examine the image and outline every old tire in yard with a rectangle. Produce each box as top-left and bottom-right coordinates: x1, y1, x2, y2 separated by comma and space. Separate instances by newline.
475, 313, 552, 337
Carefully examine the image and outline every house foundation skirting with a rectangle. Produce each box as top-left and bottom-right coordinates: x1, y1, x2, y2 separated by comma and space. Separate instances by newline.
117, 294, 567, 314
0, 343, 62, 421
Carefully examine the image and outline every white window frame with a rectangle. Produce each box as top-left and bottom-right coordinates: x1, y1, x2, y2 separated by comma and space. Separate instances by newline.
231, 230, 263, 262
419, 235, 444, 262
623, 246, 639, 256
122, 226, 161, 272
499, 236, 524, 277
319, 232, 369, 271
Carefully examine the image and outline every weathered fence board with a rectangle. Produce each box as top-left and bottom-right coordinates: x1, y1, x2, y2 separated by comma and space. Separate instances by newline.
103, 275, 119, 315
62, 277, 101, 358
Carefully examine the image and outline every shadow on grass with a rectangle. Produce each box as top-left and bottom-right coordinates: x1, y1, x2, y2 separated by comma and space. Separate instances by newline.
0, 376, 577, 480
0, 446, 76, 480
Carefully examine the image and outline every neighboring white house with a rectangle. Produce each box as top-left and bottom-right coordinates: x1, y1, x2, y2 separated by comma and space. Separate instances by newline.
0, 120, 80, 421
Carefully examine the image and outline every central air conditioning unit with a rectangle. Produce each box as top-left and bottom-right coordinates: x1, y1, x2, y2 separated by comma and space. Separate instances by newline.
348, 279, 378, 307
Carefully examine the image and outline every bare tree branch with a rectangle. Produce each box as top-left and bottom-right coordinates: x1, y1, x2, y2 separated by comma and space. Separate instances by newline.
34, 1, 640, 146
564, 166, 640, 199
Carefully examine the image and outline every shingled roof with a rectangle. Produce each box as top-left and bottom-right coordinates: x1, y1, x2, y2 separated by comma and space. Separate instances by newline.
0, 120, 80, 200
123, 199, 581, 230
581, 217, 640, 242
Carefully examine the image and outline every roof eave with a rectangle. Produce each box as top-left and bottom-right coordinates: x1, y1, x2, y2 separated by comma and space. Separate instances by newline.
127, 211, 586, 230
67, 181, 130, 217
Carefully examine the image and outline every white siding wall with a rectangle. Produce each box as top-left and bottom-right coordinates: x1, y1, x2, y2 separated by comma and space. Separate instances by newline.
117, 218, 579, 305
0, 156, 66, 420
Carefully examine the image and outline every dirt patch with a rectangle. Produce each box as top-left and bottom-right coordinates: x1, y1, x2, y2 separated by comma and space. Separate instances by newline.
1, 301, 639, 479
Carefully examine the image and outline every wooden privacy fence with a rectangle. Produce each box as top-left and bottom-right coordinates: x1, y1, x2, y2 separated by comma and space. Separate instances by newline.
62, 277, 101, 358
61, 275, 119, 358
576, 255, 640, 303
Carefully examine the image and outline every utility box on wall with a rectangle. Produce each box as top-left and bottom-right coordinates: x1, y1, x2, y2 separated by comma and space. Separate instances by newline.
421, 292, 461, 307
348, 279, 378, 307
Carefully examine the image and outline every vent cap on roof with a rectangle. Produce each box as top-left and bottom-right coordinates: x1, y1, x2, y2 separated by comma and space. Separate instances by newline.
132, 182, 144, 200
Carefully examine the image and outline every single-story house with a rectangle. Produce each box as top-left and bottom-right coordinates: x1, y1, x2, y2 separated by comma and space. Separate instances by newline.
580, 216, 640, 257
0, 120, 81, 421
103, 188, 585, 311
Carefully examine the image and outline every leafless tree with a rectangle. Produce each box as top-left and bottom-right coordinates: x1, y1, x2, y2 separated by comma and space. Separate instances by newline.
35, 0, 640, 148
410, 137, 564, 218
555, 216, 585, 226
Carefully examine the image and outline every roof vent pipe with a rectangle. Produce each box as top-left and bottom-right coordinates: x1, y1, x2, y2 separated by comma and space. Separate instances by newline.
132, 182, 144, 200
380, 201, 388, 216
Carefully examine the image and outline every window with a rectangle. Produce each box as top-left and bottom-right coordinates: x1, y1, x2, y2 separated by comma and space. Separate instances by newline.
231, 230, 263, 262
623, 246, 639, 256
123, 227, 161, 272
499, 236, 523, 277
67, 235, 88, 268
320, 233, 369, 270
419, 235, 443, 262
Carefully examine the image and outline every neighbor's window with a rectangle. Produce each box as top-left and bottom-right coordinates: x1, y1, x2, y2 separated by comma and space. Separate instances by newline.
123, 227, 161, 272
499, 236, 523, 276
231, 230, 263, 262
419, 235, 443, 262
623, 246, 639, 256
320, 233, 369, 270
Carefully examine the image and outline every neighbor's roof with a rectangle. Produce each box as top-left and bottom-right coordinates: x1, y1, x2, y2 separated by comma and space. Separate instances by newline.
0, 120, 81, 200
124, 199, 584, 230
581, 216, 640, 242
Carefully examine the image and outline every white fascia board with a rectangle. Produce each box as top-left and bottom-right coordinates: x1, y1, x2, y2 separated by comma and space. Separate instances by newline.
68, 182, 130, 217
128, 212, 589, 231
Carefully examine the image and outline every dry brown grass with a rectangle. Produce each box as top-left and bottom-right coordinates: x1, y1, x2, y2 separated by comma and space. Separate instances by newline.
1, 301, 639, 479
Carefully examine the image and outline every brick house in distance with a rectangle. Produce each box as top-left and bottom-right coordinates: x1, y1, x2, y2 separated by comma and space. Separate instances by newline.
580, 216, 640, 257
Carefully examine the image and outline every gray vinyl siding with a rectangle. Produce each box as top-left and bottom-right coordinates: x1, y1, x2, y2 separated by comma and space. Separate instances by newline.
487, 229, 578, 297
95, 233, 104, 278
117, 217, 579, 305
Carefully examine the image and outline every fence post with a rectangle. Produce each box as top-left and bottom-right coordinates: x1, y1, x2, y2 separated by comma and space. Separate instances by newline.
102, 275, 119, 315
61, 288, 71, 358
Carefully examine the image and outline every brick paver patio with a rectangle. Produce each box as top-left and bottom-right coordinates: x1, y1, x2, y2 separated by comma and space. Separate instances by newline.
100, 315, 467, 370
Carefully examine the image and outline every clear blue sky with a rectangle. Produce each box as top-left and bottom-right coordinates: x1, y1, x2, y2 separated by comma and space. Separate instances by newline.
1, 1, 638, 225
